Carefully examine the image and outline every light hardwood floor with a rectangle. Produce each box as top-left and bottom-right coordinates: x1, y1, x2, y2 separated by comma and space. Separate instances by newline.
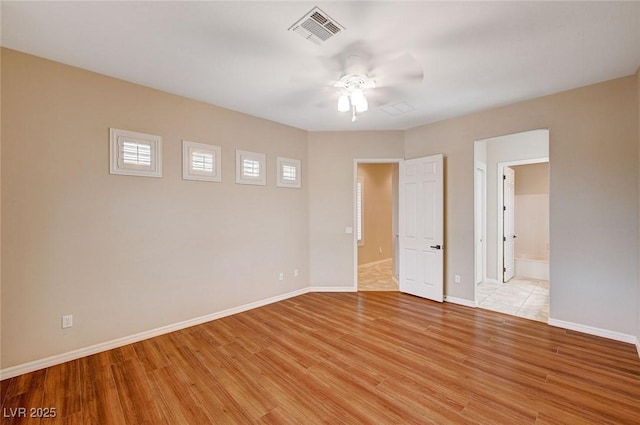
2, 292, 639, 424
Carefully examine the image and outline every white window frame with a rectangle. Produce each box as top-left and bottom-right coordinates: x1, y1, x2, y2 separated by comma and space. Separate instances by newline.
276, 157, 301, 188
236, 150, 266, 186
356, 176, 364, 246
109, 128, 162, 177
182, 140, 222, 182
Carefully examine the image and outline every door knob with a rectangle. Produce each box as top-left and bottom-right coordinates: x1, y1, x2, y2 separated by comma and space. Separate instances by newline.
430, 245, 442, 250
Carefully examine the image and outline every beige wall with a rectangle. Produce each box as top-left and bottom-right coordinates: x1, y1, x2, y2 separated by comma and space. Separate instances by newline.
513, 163, 549, 261
406, 76, 638, 335
308, 131, 404, 288
1, 49, 309, 368
514, 163, 549, 195
357, 163, 393, 265
637, 66, 640, 346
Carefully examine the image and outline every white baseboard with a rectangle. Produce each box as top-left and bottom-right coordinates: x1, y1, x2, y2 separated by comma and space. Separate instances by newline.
0, 287, 311, 380
636, 339, 640, 358
2, 286, 362, 380
309, 286, 357, 293
444, 296, 477, 308
548, 318, 638, 345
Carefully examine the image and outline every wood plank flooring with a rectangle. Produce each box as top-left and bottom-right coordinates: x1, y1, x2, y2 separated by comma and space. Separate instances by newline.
2, 292, 640, 424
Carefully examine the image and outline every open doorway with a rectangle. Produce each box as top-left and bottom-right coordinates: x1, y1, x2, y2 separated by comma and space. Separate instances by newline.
474, 130, 550, 322
504, 162, 550, 282
354, 161, 400, 291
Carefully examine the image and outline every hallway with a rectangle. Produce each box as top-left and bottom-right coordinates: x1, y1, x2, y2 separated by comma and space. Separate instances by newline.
358, 259, 398, 291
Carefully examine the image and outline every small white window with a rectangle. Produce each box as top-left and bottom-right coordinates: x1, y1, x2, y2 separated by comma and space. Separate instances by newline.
283, 164, 296, 180
192, 152, 213, 173
277, 157, 301, 188
243, 159, 261, 177
122, 141, 151, 166
356, 177, 364, 245
182, 140, 222, 182
236, 150, 266, 185
110, 128, 162, 177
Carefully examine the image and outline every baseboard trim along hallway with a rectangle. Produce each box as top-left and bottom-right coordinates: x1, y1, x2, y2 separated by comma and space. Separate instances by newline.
443, 295, 477, 308
548, 318, 638, 345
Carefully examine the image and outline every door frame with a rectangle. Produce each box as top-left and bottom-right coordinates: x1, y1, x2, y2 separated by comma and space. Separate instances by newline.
474, 161, 487, 285
352, 158, 403, 290
496, 157, 548, 283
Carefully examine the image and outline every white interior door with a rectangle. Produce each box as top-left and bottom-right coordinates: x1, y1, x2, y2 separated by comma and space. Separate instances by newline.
503, 166, 515, 282
399, 154, 444, 302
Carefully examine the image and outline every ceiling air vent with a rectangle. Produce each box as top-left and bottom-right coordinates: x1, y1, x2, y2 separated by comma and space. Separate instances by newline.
289, 6, 345, 45
380, 102, 416, 116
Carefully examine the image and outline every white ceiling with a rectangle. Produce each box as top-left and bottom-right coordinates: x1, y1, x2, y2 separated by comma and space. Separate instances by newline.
2, 1, 640, 131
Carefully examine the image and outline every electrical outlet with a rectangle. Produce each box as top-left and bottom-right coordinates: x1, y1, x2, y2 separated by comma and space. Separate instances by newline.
454, 275, 461, 283
62, 315, 73, 329
279, 272, 284, 281
294, 269, 299, 277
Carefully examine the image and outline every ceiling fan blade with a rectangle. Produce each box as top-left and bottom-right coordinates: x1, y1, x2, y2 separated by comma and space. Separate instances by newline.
327, 41, 375, 76
369, 52, 424, 87
289, 68, 335, 86
276, 86, 335, 110
365, 87, 399, 107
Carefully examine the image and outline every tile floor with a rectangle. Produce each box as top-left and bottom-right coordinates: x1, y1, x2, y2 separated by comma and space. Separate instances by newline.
358, 259, 399, 291
359, 261, 549, 323
476, 277, 550, 322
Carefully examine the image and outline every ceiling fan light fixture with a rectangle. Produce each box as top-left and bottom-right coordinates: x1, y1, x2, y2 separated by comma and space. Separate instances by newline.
351, 89, 365, 107
338, 94, 350, 112
334, 74, 374, 119
355, 94, 368, 112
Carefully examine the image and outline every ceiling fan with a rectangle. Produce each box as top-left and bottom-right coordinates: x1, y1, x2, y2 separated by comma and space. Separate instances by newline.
292, 45, 424, 122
